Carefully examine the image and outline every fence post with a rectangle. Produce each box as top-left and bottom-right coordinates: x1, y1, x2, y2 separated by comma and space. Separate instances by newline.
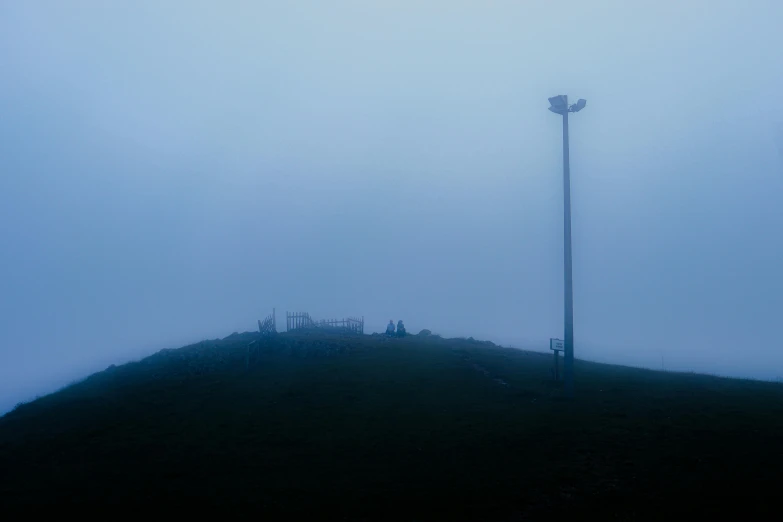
247, 340, 255, 369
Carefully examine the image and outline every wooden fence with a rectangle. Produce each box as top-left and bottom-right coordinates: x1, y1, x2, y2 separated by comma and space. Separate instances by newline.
287, 312, 364, 335
258, 308, 277, 335
287, 311, 314, 331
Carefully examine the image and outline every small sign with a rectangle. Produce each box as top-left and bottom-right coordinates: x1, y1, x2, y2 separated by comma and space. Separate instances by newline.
550, 338, 564, 351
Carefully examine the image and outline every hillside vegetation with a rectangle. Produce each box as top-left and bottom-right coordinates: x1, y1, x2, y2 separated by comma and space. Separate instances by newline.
1, 331, 782, 520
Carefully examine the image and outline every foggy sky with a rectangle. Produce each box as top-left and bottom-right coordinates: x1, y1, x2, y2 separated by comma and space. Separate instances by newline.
2, 0, 782, 413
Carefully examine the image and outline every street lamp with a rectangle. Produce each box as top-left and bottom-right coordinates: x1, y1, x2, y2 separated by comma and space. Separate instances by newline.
548, 94, 586, 398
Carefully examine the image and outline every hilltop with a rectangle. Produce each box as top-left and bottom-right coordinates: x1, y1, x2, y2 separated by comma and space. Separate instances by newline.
1, 331, 782, 520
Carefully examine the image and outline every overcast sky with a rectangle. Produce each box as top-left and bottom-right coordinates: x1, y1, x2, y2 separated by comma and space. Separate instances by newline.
2, 0, 782, 413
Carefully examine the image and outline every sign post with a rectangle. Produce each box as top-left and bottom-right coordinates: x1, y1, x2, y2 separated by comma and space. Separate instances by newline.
550, 338, 564, 381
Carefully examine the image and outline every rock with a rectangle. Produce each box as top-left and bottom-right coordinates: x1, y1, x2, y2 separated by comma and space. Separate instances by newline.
418, 329, 432, 337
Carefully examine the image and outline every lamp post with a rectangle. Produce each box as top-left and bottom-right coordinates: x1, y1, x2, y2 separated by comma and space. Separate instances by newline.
548, 95, 586, 398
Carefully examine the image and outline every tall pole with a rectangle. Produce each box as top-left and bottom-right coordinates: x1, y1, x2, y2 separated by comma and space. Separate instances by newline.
562, 110, 575, 397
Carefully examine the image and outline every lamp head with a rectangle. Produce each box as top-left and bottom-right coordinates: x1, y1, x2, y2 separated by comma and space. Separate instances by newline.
548, 95, 569, 115
570, 99, 587, 112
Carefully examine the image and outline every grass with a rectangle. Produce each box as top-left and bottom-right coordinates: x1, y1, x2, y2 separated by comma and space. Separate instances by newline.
1, 331, 782, 520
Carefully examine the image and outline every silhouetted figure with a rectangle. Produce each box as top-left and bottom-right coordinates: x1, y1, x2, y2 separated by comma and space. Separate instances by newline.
396, 320, 406, 337
386, 320, 396, 336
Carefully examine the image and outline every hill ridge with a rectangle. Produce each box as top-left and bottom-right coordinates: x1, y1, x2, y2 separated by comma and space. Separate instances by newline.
1, 332, 782, 520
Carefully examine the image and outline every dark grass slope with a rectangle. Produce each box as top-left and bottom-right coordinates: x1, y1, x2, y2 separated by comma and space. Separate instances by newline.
1, 332, 782, 520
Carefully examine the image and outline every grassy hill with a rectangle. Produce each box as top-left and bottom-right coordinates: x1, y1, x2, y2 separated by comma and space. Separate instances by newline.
1, 331, 782, 520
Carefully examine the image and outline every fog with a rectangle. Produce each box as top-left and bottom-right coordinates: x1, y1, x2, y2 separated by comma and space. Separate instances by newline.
1, 1, 782, 413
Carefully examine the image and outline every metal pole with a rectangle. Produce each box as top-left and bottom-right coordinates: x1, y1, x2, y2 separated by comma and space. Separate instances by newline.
562, 111, 574, 397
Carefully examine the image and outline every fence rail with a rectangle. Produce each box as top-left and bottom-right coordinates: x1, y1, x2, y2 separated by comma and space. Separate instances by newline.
287, 312, 364, 334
